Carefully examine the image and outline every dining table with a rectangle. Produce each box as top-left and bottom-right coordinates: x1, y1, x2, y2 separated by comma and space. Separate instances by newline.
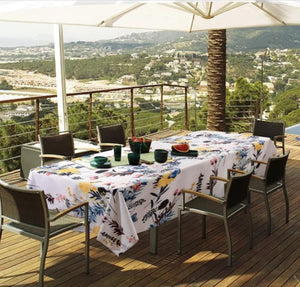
27, 131, 278, 256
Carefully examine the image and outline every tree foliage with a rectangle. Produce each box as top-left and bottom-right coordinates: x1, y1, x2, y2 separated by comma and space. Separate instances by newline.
226, 77, 269, 131
0, 78, 13, 90
269, 86, 300, 123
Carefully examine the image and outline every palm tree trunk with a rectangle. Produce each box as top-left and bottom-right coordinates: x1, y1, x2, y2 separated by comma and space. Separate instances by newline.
207, 29, 226, 131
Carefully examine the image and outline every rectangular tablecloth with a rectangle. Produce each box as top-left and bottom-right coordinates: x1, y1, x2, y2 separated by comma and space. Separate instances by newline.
27, 131, 278, 255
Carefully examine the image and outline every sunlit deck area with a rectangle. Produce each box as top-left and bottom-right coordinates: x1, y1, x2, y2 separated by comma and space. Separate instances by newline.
1, 133, 300, 286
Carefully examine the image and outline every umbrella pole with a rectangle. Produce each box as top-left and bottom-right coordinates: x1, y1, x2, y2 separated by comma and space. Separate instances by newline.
54, 24, 69, 132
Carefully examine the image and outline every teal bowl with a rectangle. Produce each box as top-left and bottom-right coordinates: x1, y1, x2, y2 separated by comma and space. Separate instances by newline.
93, 156, 108, 165
154, 149, 168, 163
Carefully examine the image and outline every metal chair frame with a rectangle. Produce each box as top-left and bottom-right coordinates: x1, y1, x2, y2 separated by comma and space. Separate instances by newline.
39, 132, 75, 165
96, 123, 126, 151
0, 179, 89, 286
249, 151, 290, 235
39, 132, 98, 165
178, 167, 254, 266
253, 119, 286, 154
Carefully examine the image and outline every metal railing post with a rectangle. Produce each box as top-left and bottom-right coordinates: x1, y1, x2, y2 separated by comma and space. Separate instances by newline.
88, 93, 93, 141
130, 88, 135, 137
184, 87, 189, 130
160, 85, 164, 131
35, 99, 40, 140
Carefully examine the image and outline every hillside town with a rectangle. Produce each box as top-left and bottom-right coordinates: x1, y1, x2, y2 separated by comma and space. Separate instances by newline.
0, 46, 299, 97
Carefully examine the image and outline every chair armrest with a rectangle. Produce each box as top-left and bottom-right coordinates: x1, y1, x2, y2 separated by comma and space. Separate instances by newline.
274, 135, 286, 141
75, 147, 99, 152
251, 174, 265, 180
100, 143, 123, 146
210, 175, 229, 183
227, 168, 245, 174
251, 159, 267, 165
227, 168, 245, 178
50, 201, 89, 221
182, 189, 224, 204
274, 135, 286, 145
209, 175, 228, 196
39, 154, 68, 160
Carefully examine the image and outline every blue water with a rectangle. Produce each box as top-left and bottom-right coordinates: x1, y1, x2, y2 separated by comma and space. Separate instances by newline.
285, 123, 300, 135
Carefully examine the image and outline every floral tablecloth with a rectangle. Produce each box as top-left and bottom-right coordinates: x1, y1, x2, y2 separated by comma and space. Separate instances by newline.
27, 131, 278, 255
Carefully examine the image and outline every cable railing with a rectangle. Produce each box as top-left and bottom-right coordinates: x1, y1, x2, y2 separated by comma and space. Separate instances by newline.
0, 84, 258, 174
0, 84, 191, 173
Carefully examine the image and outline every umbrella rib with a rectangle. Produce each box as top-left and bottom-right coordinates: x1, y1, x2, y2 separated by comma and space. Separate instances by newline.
252, 3, 286, 25
212, 2, 247, 17
175, 2, 247, 19
170, 2, 206, 17
188, 2, 198, 32
97, 3, 145, 27
188, 2, 215, 18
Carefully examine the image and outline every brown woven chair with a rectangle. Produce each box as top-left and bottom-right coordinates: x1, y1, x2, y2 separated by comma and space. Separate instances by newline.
39, 132, 98, 165
249, 151, 290, 235
96, 123, 126, 152
178, 167, 254, 266
39, 132, 75, 165
0, 179, 89, 286
253, 119, 286, 154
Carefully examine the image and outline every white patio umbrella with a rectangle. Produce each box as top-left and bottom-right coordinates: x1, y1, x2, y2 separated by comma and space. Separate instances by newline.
0, 1, 299, 131
1, 1, 300, 30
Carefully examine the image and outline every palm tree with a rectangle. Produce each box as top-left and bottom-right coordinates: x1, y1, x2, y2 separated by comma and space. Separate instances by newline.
207, 29, 226, 131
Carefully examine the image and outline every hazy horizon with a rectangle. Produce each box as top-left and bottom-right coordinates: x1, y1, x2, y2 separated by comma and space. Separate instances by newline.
0, 22, 147, 47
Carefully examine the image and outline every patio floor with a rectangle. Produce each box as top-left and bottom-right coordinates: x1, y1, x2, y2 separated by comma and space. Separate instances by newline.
1, 133, 300, 286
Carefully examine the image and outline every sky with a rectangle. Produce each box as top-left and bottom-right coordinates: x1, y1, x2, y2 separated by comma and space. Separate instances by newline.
0, 22, 145, 47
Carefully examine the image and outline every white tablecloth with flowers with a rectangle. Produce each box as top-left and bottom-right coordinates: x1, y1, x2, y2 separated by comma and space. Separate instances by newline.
27, 131, 278, 255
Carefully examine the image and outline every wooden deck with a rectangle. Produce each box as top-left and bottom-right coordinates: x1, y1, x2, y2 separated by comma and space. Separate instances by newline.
1, 133, 300, 286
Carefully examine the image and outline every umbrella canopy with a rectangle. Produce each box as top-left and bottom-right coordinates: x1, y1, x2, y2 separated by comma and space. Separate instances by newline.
100, 1, 300, 31
0, 1, 300, 30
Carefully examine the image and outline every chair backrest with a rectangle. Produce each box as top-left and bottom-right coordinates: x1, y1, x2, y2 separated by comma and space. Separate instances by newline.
96, 123, 126, 147
39, 132, 74, 158
0, 179, 48, 228
265, 151, 290, 186
253, 119, 285, 142
225, 168, 254, 209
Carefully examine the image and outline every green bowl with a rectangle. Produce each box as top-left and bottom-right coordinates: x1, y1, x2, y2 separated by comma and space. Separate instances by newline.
93, 156, 108, 165
154, 149, 168, 163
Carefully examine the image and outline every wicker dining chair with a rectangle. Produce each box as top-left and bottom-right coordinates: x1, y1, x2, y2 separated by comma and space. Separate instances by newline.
253, 119, 286, 154
0, 179, 89, 287
178, 167, 254, 266
249, 151, 290, 235
96, 123, 126, 152
39, 132, 75, 165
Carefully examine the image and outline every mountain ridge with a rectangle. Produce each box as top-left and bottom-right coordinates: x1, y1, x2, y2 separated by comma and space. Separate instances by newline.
65, 26, 299, 54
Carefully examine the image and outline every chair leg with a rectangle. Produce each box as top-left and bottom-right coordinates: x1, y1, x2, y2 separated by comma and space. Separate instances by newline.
85, 220, 90, 274
282, 185, 289, 224
0, 229, 2, 245
39, 238, 49, 287
150, 226, 158, 254
224, 217, 232, 267
0, 222, 3, 243
177, 208, 182, 254
202, 215, 206, 239
247, 206, 253, 249
263, 192, 272, 235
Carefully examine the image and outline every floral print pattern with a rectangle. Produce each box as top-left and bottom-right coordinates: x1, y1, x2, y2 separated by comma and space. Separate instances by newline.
27, 131, 278, 255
